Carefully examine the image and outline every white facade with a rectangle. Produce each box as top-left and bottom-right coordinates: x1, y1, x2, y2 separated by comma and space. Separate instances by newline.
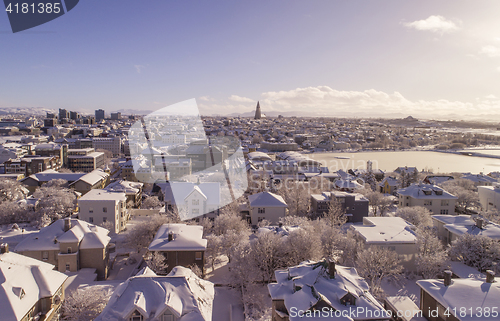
78, 189, 127, 233
397, 183, 457, 215
478, 185, 500, 211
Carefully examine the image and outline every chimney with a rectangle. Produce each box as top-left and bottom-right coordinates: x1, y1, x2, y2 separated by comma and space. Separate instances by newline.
444, 270, 452, 286
328, 259, 336, 278
486, 270, 495, 283
477, 218, 484, 230
168, 232, 174, 242
0, 243, 8, 254
64, 217, 71, 232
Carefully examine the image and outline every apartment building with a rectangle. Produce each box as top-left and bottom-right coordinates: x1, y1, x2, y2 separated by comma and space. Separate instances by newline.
78, 189, 128, 233
397, 183, 457, 215
67, 148, 105, 172
311, 191, 369, 223
92, 136, 122, 156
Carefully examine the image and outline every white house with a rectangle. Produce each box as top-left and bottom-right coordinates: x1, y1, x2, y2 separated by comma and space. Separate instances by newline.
268, 259, 389, 321
351, 217, 418, 271
248, 191, 288, 226
164, 182, 220, 220
431, 214, 500, 245
96, 266, 214, 321
478, 185, 500, 211
0, 244, 68, 321
78, 189, 128, 233
397, 183, 457, 215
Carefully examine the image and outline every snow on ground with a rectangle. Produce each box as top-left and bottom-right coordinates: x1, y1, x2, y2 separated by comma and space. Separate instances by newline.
243, 284, 272, 321
205, 255, 231, 285
381, 274, 423, 306
0, 223, 38, 248
212, 287, 244, 321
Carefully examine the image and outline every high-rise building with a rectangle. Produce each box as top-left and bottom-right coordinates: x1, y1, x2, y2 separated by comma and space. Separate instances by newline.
110, 112, 121, 120
83, 116, 96, 125
59, 108, 69, 120
70, 111, 81, 120
254, 101, 262, 119
95, 109, 105, 121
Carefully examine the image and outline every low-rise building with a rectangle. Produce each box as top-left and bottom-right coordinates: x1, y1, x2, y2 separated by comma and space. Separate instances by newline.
78, 189, 128, 233
311, 191, 368, 223
248, 191, 288, 225
268, 259, 389, 321
417, 270, 499, 321
68, 169, 110, 195
105, 180, 143, 207
14, 218, 111, 279
431, 214, 500, 245
67, 148, 105, 172
378, 176, 399, 195
148, 224, 207, 275
0, 243, 68, 321
478, 185, 500, 212
351, 217, 418, 271
164, 182, 220, 220
397, 184, 457, 215
95, 266, 214, 321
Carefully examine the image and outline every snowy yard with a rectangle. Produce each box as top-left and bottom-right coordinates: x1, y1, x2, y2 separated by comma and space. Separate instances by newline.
381, 274, 423, 306
0, 223, 39, 248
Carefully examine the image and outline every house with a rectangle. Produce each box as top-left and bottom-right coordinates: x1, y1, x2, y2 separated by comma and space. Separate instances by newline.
105, 179, 144, 207
148, 224, 207, 275
267, 259, 389, 321
21, 169, 85, 193
379, 176, 399, 195
461, 173, 498, 187
394, 166, 418, 176
14, 218, 111, 279
163, 182, 220, 220
351, 217, 418, 271
397, 184, 457, 215
78, 189, 128, 233
431, 214, 500, 245
248, 191, 288, 225
417, 270, 499, 321
95, 266, 214, 321
311, 191, 368, 223
0, 243, 68, 321
478, 185, 500, 212
68, 169, 110, 195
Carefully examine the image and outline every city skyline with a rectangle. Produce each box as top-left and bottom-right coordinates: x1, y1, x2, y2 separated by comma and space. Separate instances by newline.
1, 1, 500, 120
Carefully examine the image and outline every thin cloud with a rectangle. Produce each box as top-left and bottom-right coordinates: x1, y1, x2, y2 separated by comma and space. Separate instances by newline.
134, 65, 145, 73
404, 15, 460, 34
479, 45, 500, 57
199, 96, 215, 102
229, 95, 255, 103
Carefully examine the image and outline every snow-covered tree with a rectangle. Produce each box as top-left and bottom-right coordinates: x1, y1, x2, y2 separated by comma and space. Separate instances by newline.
32, 183, 77, 225
277, 180, 311, 217
140, 195, 163, 209
61, 287, 110, 321
125, 215, 173, 251
415, 227, 449, 279
145, 251, 168, 274
356, 247, 403, 292
395, 206, 433, 228
441, 179, 480, 213
247, 231, 285, 283
281, 228, 322, 267
213, 210, 249, 236
0, 201, 27, 224
481, 209, 500, 224
449, 234, 500, 272
324, 198, 347, 227
0, 178, 27, 203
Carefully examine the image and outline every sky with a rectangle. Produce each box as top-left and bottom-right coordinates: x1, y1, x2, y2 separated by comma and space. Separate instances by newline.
1, 1, 500, 120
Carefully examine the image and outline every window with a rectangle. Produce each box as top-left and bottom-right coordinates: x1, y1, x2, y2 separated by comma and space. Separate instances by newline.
406, 203, 409, 206
89, 207, 93, 214
67, 247, 71, 254
103, 207, 107, 213
103, 217, 107, 223
130, 310, 143, 321
65, 263, 70, 271
441, 200, 449, 206
258, 208, 266, 214
42, 251, 49, 261
192, 199, 199, 205
424, 200, 432, 206
440, 209, 449, 214
195, 251, 202, 260
161, 314, 174, 321
89, 217, 93, 223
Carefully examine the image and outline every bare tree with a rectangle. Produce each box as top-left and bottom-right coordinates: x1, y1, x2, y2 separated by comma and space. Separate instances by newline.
356, 247, 403, 294
125, 215, 173, 251
61, 287, 110, 321
449, 234, 500, 272
277, 180, 310, 217
395, 206, 433, 228
324, 198, 347, 227
415, 227, 449, 279
145, 251, 168, 275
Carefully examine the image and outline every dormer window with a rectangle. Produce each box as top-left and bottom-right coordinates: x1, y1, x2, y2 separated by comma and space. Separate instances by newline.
130, 310, 143, 321
340, 292, 356, 306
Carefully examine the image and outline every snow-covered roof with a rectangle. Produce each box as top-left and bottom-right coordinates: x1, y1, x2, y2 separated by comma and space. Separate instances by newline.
15, 219, 110, 252
69, 169, 109, 186
105, 180, 143, 195
378, 176, 399, 187
258, 225, 301, 236
247, 151, 272, 162
22, 170, 85, 183
461, 173, 498, 184
268, 260, 386, 321
397, 184, 457, 200
417, 277, 500, 321
78, 189, 127, 202
248, 191, 287, 207
0, 251, 68, 321
34, 142, 60, 150
351, 217, 417, 244
431, 215, 500, 240
96, 266, 214, 321
384, 296, 426, 321
449, 261, 485, 279
149, 224, 207, 252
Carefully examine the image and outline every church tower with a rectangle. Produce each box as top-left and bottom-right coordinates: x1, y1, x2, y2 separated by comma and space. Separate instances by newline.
254, 101, 262, 119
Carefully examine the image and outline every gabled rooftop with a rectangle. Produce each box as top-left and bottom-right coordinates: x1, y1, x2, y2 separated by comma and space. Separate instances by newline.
248, 191, 287, 207
397, 184, 457, 199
